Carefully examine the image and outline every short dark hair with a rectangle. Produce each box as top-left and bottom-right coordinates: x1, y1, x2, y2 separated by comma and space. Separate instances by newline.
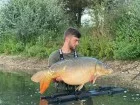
64, 27, 81, 38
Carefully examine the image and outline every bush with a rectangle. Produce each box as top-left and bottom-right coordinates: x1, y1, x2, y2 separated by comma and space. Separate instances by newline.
113, 24, 140, 59
0, 0, 68, 44
78, 35, 93, 56
78, 29, 114, 59
0, 31, 24, 54
113, 9, 140, 59
114, 41, 140, 60
23, 33, 61, 58
24, 45, 48, 58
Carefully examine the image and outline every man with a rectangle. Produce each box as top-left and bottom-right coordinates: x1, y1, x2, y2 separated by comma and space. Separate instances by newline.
48, 27, 81, 92
47, 27, 93, 105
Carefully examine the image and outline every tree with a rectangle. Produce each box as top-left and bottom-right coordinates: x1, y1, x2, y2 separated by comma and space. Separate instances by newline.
60, 0, 93, 27
0, 0, 69, 44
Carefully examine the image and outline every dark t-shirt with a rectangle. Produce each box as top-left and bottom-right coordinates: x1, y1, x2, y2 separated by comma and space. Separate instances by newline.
48, 50, 81, 67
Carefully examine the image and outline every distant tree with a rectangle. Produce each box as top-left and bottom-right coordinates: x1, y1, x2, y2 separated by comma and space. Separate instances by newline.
91, 0, 126, 36
60, 0, 94, 27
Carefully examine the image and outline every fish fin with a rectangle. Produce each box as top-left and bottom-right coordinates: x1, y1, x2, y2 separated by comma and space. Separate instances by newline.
31, 71, 48, 83
76, 84, 84, 91
31, 70, 53, 94
92, 75, 98, 84
40, 77, 52, 94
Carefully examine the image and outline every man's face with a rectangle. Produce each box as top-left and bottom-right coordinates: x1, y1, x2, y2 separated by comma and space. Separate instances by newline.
67, 35, 80, 50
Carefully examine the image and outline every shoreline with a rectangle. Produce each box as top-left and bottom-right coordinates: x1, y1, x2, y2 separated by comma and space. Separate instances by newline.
0, 55, 48, 73
0, 55, 140, 92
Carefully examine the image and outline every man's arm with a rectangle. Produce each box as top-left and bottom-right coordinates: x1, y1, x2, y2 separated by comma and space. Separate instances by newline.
48, 50, 60, 67
48, 50, 63, 81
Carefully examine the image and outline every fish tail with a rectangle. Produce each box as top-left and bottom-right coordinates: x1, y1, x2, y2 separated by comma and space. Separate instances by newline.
31, 71, 53, 94
40, 75, 52, 94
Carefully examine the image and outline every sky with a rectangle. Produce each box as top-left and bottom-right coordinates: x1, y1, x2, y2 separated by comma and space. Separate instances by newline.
0, 0, 8, 9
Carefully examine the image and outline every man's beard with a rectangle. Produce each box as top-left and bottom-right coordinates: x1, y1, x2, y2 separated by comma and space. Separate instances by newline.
68, 42, 76, 51
69, 45, 76, 51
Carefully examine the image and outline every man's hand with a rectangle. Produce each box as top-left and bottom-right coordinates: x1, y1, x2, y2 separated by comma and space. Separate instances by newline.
55, 76, 63, 82
89, 76, 94, 83
89, 75, 98, 83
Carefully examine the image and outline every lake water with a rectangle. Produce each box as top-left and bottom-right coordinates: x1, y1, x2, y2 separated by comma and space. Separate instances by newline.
0, 71, 140, 105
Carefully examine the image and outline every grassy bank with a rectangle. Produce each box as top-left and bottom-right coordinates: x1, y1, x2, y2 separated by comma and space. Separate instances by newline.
0, 28, 139, 60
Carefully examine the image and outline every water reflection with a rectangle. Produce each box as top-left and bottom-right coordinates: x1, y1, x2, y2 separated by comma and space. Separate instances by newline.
0, 71, 140, 105
0, 71, 40, 105
39, 99, 48, 105
39, 99, 92, 105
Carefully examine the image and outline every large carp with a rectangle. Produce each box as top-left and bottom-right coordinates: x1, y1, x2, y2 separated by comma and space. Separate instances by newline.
31, 57, 113, 94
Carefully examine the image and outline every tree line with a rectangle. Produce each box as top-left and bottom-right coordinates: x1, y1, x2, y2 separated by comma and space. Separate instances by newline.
0, 0, 140, 59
